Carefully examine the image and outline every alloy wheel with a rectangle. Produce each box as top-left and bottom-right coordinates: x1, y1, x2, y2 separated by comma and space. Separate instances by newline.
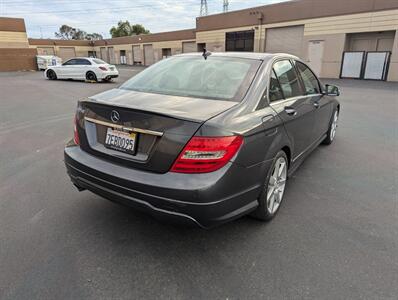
330, 111, 339, 141
266, 156, 287, 214
87, 72, 96, 81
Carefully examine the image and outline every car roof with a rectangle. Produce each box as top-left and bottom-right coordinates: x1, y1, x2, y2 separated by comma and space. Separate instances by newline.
67, 57, 100, 61
174, 52, 299, 61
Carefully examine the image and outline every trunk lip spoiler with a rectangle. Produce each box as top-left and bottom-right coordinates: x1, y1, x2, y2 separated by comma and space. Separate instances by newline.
84, 116, 164, 137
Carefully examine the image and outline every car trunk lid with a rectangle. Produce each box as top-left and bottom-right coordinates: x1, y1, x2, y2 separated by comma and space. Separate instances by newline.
76, 89, 237, 173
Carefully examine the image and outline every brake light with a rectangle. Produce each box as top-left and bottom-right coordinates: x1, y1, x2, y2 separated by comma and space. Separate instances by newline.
73, 116, 80, 145
99, 66, 108, 71
170, 136, 243, 173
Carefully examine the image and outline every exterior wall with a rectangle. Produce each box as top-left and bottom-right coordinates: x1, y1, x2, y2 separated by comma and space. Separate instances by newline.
196, 8, 398, 80
302, 33, 347, 78
0, 18, 33, 71
29, 41, 93, 61
388, 30, 398, 81
0, 17, 29, 48
347, 31, 395, 51
0, 48, 36, 71
196, 0, 398, 32
94, 39, 196, 65
196, 25, 262, 52
0, 31, 29, 48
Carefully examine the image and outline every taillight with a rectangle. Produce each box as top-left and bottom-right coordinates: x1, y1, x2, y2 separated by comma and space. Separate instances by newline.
99, 66, 108, 71
73, 116, 80, 145
170, 136, 243, 174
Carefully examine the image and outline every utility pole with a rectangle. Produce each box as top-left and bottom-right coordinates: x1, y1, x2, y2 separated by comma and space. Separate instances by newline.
223, 0, 229, 13
200, 0, 208, 16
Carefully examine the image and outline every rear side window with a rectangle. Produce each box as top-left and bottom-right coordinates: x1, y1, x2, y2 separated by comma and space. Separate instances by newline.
296, 61, 320, 95
76, 59, 91, 65
269, 70, 284, 102
63, 59, 77, 65
273, 60, 302, 98
93, 59, 106, 64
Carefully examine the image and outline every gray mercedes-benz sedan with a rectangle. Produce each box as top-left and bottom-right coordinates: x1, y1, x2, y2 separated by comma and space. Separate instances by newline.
64, 52, 340, 228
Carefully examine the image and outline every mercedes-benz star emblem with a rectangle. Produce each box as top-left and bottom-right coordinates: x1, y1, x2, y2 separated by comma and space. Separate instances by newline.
110, 110, 120, 123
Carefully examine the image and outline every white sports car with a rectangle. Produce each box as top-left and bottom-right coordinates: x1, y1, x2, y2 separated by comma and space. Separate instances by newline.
45, 57, 119, 82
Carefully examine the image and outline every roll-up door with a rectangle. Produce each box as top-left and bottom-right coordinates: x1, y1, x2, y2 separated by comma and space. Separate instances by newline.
144, 44, 154, 66
265, 25, 304, 57
37, 47, 55, 55
182, 41, 196, 53
100, 47, 108, 62
132, 45, 142, 64
108, 47, 115, 64
58, 47, 76, 61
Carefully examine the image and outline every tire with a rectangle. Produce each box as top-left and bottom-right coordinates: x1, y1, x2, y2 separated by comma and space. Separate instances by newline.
322, 109, 339, 145
47, 69, 57, 80
86, 71, 97, 82
251, 150, 288, 221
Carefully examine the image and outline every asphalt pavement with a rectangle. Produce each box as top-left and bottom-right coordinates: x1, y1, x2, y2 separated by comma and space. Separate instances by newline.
0, 67, 397, 299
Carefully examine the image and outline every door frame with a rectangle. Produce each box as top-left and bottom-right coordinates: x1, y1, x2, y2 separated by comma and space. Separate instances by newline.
307, 40, 324, 77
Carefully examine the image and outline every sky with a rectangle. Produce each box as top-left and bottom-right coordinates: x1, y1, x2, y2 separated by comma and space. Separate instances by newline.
0, 0, 290, 38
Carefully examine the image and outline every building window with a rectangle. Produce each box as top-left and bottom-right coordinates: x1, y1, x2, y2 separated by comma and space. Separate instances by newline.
120, 50, 127, 64
225, 30, 254, 52
162, 48, 172, 58
88, 51, 97, 58
197, 43, 206, 52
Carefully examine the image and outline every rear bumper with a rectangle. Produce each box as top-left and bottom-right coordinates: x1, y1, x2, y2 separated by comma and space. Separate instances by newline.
98, 70, 119, 80
64, 146, 269, 228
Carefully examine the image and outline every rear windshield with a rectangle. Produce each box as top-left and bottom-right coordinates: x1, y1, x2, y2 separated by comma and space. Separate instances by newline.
120, 56, 261, 101
93, 59, 107, 64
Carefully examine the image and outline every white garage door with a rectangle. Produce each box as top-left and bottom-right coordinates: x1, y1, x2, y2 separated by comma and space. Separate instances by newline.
265, 25, 304, 57
144, 44, 154, 66
100, 47, 107, 62
182, 41, 196, 53
37, 47, 55, 55
58, 47, 76, 61
132, 45, 142, 64
108, 47, 115, 64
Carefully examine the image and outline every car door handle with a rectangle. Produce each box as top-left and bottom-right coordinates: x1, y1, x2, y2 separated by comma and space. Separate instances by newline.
313, 102, 320, 108
284, 107, 297, 116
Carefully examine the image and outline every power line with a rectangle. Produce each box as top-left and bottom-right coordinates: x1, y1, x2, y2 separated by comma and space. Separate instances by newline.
3, 0, 200, 15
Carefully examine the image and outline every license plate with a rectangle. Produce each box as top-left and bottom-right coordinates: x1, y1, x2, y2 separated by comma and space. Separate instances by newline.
104, 128, 136, 154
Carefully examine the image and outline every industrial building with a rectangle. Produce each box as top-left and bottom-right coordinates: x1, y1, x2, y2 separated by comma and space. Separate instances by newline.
1, 0, 398, 81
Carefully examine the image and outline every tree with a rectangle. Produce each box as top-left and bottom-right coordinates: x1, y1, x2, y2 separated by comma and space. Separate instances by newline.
109, 20, 150, 38
131, 24, 150, 35
55, 25, 76, 40
55, 25, 103, 40
73, 29, 87, 40
86, 33, 103, 41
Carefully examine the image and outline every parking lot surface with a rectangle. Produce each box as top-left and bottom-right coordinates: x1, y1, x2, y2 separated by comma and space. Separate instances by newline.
0, 67, 397, 299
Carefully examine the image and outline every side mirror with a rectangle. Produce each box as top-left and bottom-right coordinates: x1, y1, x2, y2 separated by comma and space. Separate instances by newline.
324, 84, 340, 96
